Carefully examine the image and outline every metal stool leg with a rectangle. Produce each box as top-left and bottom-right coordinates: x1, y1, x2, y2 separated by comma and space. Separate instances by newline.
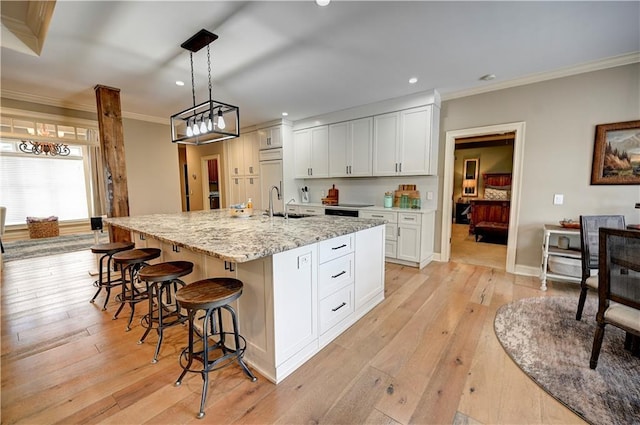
89, 253, 108, 304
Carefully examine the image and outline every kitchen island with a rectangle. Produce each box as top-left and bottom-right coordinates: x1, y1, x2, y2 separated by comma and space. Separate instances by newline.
105, 210, 386, 383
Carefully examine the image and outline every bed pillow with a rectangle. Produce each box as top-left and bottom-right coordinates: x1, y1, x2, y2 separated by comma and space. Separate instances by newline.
484, 187, 510, 200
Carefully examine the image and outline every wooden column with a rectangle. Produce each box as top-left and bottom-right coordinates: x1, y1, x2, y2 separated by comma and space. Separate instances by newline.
94, 85, 131, 243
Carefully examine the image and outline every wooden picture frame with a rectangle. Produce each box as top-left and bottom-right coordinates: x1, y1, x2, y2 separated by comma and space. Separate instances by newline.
590, 120, 640, 185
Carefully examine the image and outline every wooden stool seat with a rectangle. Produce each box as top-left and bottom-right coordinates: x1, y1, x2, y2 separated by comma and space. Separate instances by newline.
90, 241, 135, 255
175, 278, 243, 311
174, 277, 255, 419
111, 248, 162, 331
138, 261, 194, 282
89, 241, 136, 310
137, 261, 194, 363
112, 248, 161, 265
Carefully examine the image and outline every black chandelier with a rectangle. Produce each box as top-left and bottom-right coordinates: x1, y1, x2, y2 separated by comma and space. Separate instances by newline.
170, 29, 239, 145
19, 140, 70, 156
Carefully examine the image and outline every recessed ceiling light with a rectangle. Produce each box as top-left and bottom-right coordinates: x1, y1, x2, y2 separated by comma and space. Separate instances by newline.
175, 80, 185, 86
282, 112, 289, 117
316, 0, 330, 6
408, 77, 418, 84
479, 74, 496, 81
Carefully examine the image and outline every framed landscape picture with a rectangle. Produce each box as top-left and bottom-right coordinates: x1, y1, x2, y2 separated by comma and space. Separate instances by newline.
590, 120, 640, 185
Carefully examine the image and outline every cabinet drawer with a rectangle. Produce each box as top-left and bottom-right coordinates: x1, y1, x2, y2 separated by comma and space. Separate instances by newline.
285, 205, 298, 214
319, 285, 354, 335
299, 206, 324, 215
398, 212, 420, 224
360, 210, 397, 223
318, 252, 354, 299
319, 234, 354, 263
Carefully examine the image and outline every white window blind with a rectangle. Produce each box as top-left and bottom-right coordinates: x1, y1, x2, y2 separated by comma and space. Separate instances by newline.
0, 154, 89, 226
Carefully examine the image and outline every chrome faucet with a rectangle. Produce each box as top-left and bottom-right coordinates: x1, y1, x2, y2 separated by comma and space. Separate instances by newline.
285, 198, 296, 219
268, 185, 281, 217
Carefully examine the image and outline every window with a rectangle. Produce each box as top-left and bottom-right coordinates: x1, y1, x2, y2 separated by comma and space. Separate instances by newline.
0, 113, 99, 227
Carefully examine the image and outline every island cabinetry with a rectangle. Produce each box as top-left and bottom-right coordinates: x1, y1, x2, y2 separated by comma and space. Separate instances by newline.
271, 243, 318, 370
258, 125, 282, 150
318, 234, 355, 335
294, 126, 329, 178
373, 105, 438, 176
328, 117, 373, 177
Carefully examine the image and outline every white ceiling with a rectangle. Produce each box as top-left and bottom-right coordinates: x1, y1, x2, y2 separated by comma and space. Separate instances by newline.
1, 1, 639, 128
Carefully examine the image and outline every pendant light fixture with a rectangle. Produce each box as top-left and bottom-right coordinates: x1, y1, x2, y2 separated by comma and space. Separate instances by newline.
170, 29, 239, 145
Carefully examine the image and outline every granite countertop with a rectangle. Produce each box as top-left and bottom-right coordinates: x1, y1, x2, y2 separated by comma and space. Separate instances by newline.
104, 210, 385, 263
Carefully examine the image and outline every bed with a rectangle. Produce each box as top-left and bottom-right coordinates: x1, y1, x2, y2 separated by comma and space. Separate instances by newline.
469, 173, 511, 241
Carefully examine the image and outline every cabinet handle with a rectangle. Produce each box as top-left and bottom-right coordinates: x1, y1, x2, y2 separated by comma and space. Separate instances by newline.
224, 261, 236, 272
346, 165, 349, 174
395, 163, 398, 172
139, 234, 145, 240
404, 217, 415, 221
172, 245, 180, 253
249, 166, 253, 174
310, 168, 313, 176
331, 270, 346, 279
371, 214, 384, 218
348, 165, 352, 174
331, 244, 347, 250
399, 163, 402, 172
331, 302, 347, 312
398, 228, 401, 237
234, 167, 238, 174
250, 178, 254, 184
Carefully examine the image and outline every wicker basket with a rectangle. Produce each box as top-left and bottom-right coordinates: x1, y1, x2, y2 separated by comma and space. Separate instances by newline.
27, 217, 59, 239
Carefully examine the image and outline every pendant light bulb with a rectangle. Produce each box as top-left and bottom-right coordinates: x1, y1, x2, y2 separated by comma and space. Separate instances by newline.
193, 119, 200, 136
186, 119, 194, 137
207, 116, 213, 131
199, 119, 207, 134
217, 110, 226, 130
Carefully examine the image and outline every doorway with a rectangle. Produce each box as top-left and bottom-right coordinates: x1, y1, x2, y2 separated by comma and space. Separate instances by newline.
440, 122, 526, 273
201, 154, 221, 210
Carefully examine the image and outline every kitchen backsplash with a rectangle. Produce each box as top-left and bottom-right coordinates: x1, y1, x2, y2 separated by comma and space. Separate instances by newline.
295, 176, 439, 209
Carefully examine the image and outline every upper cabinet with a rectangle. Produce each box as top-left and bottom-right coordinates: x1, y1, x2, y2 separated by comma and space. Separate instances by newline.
258, 125, 282, 150
294, 126, 329, 179
329, 117, 373, 177
373, 105, 439, 176
228, 131, 259, 177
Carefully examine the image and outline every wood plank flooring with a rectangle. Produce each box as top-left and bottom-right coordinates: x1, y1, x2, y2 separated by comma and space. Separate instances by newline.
1, 249, 586, 424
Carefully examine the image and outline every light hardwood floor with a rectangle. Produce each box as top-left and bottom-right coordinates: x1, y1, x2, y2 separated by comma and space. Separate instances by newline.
1, 249, 586, 424
450, 223, 507, 271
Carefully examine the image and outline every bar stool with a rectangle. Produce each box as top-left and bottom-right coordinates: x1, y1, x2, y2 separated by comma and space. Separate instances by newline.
174, 277, 256, 419
112, 248, 162, 331
138, 261, 194, 363
89, 241, 135, 310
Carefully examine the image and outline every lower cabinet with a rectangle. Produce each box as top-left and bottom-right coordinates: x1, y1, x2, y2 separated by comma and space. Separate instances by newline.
360, 209, 435, 268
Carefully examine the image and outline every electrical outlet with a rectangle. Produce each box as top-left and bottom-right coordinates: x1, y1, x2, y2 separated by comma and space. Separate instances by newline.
298, 253, 311, 269
553, 194, 564, 205
427, 191, 433, 200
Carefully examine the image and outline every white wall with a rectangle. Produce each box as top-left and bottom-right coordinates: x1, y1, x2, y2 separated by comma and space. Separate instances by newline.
438, 63, 640, 270
122, 118, 182, 215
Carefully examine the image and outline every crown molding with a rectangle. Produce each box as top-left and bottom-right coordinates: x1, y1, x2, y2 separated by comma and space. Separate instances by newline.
0, 89, 168, 125
441, 52, 640, 102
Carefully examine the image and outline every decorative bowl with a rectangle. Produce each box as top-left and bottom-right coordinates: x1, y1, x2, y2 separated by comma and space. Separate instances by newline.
559, 220, 580, 229
230, 207, 253, 218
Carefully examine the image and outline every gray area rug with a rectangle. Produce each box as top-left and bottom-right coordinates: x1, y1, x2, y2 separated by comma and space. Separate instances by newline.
2, 232, 109, 262
494, 296, 640, 425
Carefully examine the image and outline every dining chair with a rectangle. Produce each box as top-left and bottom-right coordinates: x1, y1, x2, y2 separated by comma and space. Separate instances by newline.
589, 227, 640, 369
576, 215, 625, 320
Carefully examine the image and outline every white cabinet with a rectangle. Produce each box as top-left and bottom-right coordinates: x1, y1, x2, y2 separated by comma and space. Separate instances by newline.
258, 125, 282, 150
318, 236, 354, 336
259, 157, 283, 214
372, 105, 438, 176
297, 205, 324, 216
396, 212, 421, 262
294, 126, 329, 178
354, 226, 385, 311
227, 132, 261, 207
360, 209, 435, 269
540, 224, 582, 291
328, 117, 373, 177
272, 243, 318, 366
242, 131, 259, 176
